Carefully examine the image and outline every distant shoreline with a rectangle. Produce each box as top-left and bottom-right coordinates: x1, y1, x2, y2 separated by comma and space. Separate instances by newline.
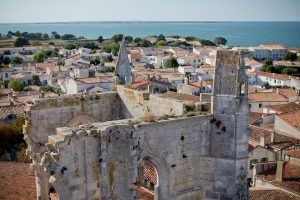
0, 21, 299, 25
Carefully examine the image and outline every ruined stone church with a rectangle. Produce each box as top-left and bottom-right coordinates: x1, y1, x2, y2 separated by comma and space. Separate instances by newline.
24, 39, 250, 200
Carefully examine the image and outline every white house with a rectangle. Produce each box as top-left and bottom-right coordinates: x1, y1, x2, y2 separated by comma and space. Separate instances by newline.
178, 66, 195, 74
248, 91, 289, 112
139, 47, 164, 56
249, 44, 287, 61
77, 48, 91, 55
142, 55, 171, 68
247, 71, 292, 87
64, 77, 113, 94
177, 54, 204, 66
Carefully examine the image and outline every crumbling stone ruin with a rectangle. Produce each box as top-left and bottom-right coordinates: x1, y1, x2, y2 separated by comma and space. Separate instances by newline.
23, 40, 250, 200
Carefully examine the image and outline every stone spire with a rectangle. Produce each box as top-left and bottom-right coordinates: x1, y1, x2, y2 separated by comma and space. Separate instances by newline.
114, 37, 132, 86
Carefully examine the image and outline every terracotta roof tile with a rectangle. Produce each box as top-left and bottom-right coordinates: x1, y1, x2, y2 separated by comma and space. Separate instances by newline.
277, 109, 300, 132
0, 162, 36, 200
0, 104, 25, 120
249, 188, 300, 200
285, 149, 300, 159
256, 163, 300, 195
249, 112, 263, 124
248, 92, 288, 102
264, 102, 300, 114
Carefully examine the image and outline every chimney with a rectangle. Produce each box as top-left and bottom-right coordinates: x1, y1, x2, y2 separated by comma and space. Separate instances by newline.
271, 132, 275, 143
184, 77, 189, 84
260, 135, 265, 147
275, 160, 284, 182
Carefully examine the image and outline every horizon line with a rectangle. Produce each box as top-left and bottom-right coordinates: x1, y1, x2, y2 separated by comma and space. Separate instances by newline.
0, 20, 299, 25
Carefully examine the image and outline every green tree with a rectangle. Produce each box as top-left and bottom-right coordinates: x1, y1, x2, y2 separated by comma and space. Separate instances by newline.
125, 36, 133, 43
103, 55, 113, 62
3, 50, 11, 55
42, 33, 49, 40
40, 85, 54, 92
3, 57, 11, 65
263, 59, 273, 67
155, 40, 167, 47
133, 37, 142, 43
157, 34, 165, 41
98, 36, 104, 43
32, 75, 41, 85
33, 51, 46, 63
111, 34, 123, 43
102, 45, 112, 53
11, 57, 23, 64
164, 58, 179, 68
51, 31, 61, 39
112, 45, 120, 56
14, 37, 30, 47
0, 80, 3, 88
64, 44, 77, 50
140, 39, 152, 47
9, 79, 25, 91
199, 39, 216, 46
185, 36, 197, 41
90, 59, 101, 65
284, 52, 297, 61
61, 34, 76, 40
282, 68, 298, 75
214, 37, 227, 46
81, 42, 98, 50
12, 116, 25, 135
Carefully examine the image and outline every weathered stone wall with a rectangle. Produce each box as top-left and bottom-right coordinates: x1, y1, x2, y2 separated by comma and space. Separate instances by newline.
117, 86, 185, 118
26, 49, 250, 200
149, 95, 184, 117
25, 92, 119, 145
213, 51, 240, 96
42, 113, 248, 200
117, 86, 149, 118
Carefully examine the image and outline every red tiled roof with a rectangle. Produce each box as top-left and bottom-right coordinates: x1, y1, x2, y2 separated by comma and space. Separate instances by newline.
131, 80, 150, 89
256, 163, 300, 195
249, 125, 300, 150
278, 88, 299, 100
249, 188, 300, 200
250, 125, 272, 144
264, 102, 300, 114
277, 109, 300, 132
0, 104, 25, 120
0, 162, 36, 200
248, 92, 288, 102
254, 71, 292, 81
249, 112, 262, 125
285, 149, 300, 159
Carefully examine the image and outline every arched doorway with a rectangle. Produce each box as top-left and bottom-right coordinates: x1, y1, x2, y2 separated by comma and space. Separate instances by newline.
133, 156, 169, 200
143, 158, 158, 191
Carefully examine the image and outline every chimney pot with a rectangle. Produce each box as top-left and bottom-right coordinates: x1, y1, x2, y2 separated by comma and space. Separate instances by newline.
260, 135, 265, 147
275, 160, 284, 182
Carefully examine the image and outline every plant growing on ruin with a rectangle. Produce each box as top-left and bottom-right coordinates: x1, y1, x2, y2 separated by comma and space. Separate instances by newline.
184, 101, 196, 112
143, 112, 155, 122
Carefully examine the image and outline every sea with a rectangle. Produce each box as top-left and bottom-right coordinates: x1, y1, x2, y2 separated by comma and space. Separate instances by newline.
0, 21, 299, 47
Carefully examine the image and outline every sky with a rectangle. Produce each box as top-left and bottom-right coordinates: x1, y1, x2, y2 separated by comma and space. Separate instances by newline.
0, 0, 299, 23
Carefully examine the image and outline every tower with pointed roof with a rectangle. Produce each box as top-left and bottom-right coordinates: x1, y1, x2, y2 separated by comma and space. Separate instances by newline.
114, 38, 132, 86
